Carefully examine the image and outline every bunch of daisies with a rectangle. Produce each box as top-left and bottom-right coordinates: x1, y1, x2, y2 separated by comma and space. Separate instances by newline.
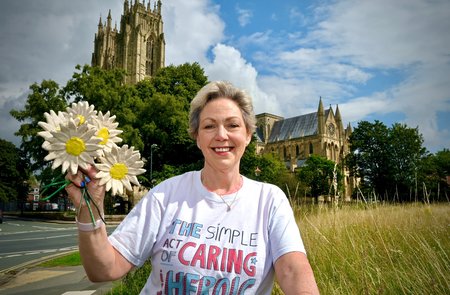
38, 101, 146, 196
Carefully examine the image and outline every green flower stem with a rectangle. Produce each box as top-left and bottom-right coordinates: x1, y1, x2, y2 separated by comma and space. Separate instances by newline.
82, 188, 96, 226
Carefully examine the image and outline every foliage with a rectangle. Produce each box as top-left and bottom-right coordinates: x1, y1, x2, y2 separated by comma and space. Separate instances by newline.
12, 63, 208, 189
0, 139, 29, 202
150, 62, 208, 111
63, 65, 144, 150
346, 120, 427, 202
298, 155, 342, 201
240, 138, 296, 196
108, 260, 152, 295
240, 136, 259, 178
10, 80, 67, 174
417, 149, 450, 202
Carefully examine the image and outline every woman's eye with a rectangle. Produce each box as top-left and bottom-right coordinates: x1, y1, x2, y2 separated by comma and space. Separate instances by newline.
204, 124, 215, 129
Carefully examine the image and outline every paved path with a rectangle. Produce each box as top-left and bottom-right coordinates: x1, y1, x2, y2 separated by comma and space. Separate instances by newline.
0, 264, 115, 295
0, 215, 122, 295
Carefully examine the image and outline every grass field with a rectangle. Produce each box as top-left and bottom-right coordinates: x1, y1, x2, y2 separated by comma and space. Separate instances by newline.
102, 202, 450, 294
273, 202, 450, 294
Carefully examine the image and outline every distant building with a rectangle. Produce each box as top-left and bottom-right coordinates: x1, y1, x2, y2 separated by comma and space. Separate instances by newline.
92, 0, 165, 84
255, 98, 355, 200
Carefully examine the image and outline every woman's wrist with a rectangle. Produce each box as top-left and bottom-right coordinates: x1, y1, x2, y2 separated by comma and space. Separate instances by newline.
75, 201, 104, 222
76, 216, 105, 231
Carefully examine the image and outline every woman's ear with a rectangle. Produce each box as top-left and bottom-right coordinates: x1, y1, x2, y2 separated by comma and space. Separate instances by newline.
246, 133, 252, 146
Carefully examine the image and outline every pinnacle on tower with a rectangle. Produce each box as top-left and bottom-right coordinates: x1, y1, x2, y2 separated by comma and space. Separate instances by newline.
335, 104, 342, 121
98, 15, 103, 28
318, 97, 325, 135
318, 96, 324, 114
107, 9, 112, 28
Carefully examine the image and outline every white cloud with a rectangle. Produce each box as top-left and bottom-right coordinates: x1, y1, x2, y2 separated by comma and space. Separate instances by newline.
236, 6, 253, 27
204, 44, 280, 115
303, 0, 450, 151
388, 63, 450, 150
278, 48, 372, 83
163, 0, 224, 65
244, 0, 450, 151
308, 0, 450, 68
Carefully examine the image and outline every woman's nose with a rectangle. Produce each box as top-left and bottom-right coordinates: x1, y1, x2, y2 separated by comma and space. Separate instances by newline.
215, 125, 228, 140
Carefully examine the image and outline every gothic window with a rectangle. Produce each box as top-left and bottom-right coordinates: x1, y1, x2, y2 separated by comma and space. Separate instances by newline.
327, 123, 335, 136
296, 145, 299, 156
309, 142, 313, 154
146, 38, 154, 75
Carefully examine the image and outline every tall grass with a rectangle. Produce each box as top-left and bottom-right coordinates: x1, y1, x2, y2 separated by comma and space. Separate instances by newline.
277, 202, 449, 294
109, 203, 449, 294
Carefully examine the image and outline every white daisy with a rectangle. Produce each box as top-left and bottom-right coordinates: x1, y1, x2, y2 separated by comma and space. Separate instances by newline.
96, 145, 146, 196
38, 110, 68, 149
67, 101, 97, 127
43, 118, 103, 175
93, 111, 123, 154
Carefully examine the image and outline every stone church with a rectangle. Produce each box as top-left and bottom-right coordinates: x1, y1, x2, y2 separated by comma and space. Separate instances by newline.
255, 99, 354, 200
92, 0, 165, 84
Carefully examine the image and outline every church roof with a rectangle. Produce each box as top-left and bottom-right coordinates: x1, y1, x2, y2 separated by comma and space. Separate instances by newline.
255, 128, 264, 143
267, 110, 330, 143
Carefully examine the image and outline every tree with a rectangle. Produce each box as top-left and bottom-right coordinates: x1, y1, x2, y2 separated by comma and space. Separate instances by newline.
0, 139, 29, 203
346, 120, 427, 202
135, 63, 208, 180
63, 65, 144, 150
61, 63, 208, 186
417, 149, 450, 202
10, 80, 67, 174
389, 123, 426, 201
298, 155, 340, 203
150, 62, 208, 110
346, 120, 390, 200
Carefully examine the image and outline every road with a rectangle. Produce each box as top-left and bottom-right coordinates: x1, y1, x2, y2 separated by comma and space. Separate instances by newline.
0, 217, 116, 273
0, 216, 119, 295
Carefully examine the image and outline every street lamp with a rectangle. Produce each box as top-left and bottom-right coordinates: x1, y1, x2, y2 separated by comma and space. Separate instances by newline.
150, 144, 158, 186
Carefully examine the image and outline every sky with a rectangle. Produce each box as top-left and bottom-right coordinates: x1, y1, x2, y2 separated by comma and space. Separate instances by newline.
1, 0, 449, 153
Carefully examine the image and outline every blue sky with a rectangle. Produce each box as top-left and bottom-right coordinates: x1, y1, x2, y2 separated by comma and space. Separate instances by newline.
0, 0, 449, 152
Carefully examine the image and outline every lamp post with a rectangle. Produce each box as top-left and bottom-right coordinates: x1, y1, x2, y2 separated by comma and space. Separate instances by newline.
150, 144, 158, 186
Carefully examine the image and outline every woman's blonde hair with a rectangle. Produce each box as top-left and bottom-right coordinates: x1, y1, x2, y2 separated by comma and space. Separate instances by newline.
188, 81, 257, 139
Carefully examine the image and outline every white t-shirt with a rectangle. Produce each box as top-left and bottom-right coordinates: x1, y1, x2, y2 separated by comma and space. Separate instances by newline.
109, 171, 305, 294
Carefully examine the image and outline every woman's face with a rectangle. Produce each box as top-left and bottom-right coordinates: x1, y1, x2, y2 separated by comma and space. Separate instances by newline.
197, 97, 252, 172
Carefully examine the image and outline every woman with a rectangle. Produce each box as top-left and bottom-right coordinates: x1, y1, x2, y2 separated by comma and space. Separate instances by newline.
66, 81, 319, 294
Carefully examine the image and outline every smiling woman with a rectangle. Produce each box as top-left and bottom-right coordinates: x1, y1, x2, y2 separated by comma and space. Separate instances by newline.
65, 81, 319, 294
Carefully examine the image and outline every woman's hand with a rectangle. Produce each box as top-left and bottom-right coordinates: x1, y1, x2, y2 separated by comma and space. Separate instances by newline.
65, 165, 106, 220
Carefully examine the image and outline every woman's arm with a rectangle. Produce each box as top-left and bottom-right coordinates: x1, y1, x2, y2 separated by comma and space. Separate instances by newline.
66, 166, 134, 282
274, 251, 320, 295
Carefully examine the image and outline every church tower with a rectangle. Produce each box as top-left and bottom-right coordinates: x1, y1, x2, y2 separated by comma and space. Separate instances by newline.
92, 0, 165, 84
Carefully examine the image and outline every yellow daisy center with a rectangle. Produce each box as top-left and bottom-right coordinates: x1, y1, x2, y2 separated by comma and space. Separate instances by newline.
110, 163, 128, 180
76, 114, 86, 125
66, 137, 86, 156
98, 127, 110, 145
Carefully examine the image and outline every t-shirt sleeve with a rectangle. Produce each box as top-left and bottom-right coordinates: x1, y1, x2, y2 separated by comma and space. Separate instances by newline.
268, 188, 306, 264
108, 191, 162, 267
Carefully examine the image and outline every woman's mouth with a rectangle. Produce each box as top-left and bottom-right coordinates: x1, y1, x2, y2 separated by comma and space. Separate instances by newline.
213, 147, 232, 152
